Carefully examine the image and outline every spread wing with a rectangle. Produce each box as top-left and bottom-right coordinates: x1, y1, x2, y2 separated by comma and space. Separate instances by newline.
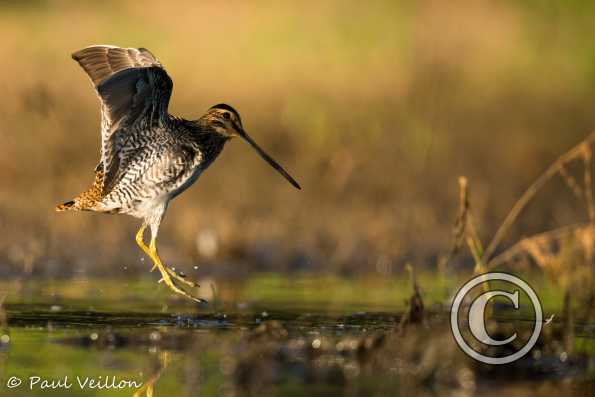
72, 45, 173, 193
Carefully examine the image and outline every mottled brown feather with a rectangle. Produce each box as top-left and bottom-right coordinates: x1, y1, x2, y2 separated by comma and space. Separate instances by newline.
55, 169, 106, 211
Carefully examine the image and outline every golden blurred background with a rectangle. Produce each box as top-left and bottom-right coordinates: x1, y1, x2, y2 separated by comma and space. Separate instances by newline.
1, 0, 594, 277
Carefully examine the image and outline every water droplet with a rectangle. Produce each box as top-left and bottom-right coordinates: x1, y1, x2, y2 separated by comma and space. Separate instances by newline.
0, 334, 10, 344
90, 333, 98, 341
312, 339, 321, 349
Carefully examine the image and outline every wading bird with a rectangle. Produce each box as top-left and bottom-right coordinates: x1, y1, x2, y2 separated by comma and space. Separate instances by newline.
56, 45, 300, 302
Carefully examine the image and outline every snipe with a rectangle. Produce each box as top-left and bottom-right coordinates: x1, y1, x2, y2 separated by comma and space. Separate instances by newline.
56, 45, 300, 303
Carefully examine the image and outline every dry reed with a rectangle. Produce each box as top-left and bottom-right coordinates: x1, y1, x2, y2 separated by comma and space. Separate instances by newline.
482, 132, 595, 264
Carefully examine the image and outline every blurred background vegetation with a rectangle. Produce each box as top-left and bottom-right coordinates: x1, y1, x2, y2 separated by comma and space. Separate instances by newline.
0, 0, 594, 279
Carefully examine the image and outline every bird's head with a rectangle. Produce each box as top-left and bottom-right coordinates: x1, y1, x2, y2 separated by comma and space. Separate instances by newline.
205, 103, 301, 190
205, 103, 244, 138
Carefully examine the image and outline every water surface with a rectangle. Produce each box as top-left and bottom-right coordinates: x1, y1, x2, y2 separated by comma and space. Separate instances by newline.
0, 275, 593, 397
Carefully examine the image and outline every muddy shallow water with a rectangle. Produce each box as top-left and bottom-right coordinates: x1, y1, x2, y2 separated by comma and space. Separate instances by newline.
0, 276, 594, 397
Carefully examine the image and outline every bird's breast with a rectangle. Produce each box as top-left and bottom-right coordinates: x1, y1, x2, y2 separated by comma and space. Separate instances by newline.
168, 164, 204, 201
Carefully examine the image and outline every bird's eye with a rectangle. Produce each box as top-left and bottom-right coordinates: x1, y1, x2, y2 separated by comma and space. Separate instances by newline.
223, 112, 231, 120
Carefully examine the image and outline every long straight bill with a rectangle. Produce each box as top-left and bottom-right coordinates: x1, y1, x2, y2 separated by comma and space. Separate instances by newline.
239, 131, 301, 190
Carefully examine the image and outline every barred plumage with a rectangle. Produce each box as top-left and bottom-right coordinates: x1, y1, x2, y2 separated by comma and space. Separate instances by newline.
56, 45, 300, 303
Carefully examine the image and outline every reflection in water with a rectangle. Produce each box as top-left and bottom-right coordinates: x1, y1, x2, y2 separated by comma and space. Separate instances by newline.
133, 352, 170, 397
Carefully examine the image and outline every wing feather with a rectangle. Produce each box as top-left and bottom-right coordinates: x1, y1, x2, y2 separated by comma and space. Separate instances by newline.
72, 45, 173, 193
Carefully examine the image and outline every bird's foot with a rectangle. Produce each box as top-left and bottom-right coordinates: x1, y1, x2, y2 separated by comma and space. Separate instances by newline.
142, 232, 206, 304
165, 267, 200, 288
150, 264, 197, 287
158, 271, 207, 304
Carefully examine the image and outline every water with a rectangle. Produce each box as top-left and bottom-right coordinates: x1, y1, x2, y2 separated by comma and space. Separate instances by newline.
2, 305, 398, 397
0, 276, 594, 396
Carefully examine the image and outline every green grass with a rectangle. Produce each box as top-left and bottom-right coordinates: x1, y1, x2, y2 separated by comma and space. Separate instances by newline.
0, 271, 572, 315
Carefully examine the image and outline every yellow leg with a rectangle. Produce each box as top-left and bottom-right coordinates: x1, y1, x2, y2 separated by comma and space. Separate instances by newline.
136, 224, 159, 272
137, 224, 197, 286
136, 223, 203, 300
136, 224, 151, 257
147, 237, 205, 303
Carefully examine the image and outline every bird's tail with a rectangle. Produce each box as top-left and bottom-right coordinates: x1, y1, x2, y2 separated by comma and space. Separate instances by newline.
55, 200, 77, 212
